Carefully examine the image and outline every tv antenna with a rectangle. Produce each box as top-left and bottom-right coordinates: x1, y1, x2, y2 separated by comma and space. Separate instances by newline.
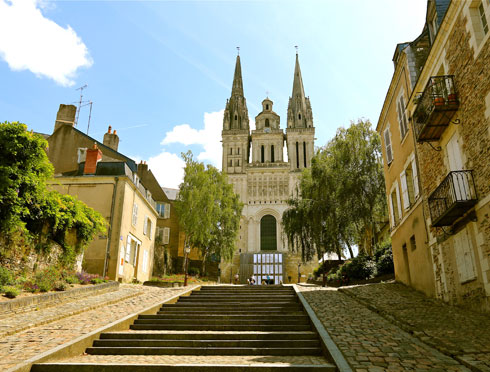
75, 84, 88, 126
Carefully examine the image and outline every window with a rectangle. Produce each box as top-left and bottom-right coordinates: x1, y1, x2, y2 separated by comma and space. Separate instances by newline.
298, 113, 301, 120
236, 159, 240, 166
229, 159, 232, 167
133, 174, 139, 187
143, 216, 153, 239
132, 203, 138, 226
234, 115, 238, 121
303, 142, 307, 168
229, 148, 233, 155
163, 203, 171, 219
389, 183, 402, 227
237, 147, 240, 155
296, 142, 299, 168
163, 227, 170, 244
271, 145, 275, 163
400, 158, 419, 210
397, 95, 409, 138
454, 228, 477, 283
410, 235, 416, 251
480, 2, 489, 35
261, 145, 265, 163
265, 118, 270, 127
384, 126, 393, 164
125, 234, 141, 266
266, 104, 269, 110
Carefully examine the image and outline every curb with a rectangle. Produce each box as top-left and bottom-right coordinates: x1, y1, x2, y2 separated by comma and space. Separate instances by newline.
293, 285, 353, 372
7, 284, 200, 372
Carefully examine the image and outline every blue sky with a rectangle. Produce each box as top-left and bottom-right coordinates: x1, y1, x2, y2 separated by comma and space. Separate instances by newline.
0, 0, 427, 188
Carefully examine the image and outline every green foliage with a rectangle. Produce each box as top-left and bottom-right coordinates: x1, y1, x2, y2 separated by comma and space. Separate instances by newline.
0, 121, 106, 265
3, 285, 20, 298
176, 151, 243, 274
283, 120, 387, 262
0, 266, 14, 286
188, 267, 200, 276
374, 242, 394, 276
34, 266, 60, 292
342, 255, 376, 280
54, 281, 67, 291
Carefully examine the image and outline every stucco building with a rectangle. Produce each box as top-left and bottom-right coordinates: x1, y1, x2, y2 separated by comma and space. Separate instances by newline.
379, 0, 490, 312
220, 54, 317, 284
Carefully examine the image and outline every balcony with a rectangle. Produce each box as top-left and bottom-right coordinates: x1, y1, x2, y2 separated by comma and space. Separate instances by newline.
428, 170, 478, 227
413, 75, 459, 142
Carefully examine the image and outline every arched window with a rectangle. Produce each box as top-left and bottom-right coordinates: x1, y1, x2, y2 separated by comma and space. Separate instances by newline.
271, 145, 275, 163
234, 115, 238, 121
260, 215, 277, 251
298, 113, 301, 120
265, 118, 270, 127
261, 145, 265, 163
296, 142, 299, 168
266, 104, 269, 110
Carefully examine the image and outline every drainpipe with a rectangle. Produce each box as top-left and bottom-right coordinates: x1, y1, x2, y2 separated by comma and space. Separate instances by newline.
103, 177, 119, 278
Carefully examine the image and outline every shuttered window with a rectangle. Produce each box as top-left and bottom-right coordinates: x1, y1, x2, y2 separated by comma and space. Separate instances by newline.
454, 228, 477, 283
384, 127, 393, 164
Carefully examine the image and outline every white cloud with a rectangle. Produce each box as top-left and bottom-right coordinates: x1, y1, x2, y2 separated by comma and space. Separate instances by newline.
0, 0, 92, 86
147, 151, 185, 190
162, 110, 224, 167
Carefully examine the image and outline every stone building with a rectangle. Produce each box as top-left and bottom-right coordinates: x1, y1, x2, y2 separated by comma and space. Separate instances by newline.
379, 0, 490, 312
46, 105, 158, 283
220, 54, 317, 284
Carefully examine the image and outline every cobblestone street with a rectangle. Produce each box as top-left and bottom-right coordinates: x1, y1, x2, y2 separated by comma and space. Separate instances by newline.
298, 283, 490, 371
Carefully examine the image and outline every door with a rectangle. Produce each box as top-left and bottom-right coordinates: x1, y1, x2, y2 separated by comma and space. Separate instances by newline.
446, 133, 468, 201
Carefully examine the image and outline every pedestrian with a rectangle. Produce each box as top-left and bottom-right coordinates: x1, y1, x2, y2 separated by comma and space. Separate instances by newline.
266, 274, 271, 285
234, 273, 239, 284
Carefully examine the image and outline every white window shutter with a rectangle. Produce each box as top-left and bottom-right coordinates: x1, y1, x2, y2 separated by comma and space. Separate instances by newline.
143, 216, 148, 236
163, 227, 170, 244
411, 157, 419, 198
149, 220, 153, 240
133, 243, 139, 266
400, 171, 410, 210
164, 203, 171, 219
384, 128, 393, 164
389, 194, 395, 227
125, 236, 131, 262
395, 184, 402, 220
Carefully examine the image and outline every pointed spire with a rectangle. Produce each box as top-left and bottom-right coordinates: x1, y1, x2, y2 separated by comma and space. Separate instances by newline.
291, 53, 306, 102
231, 55, 244, 97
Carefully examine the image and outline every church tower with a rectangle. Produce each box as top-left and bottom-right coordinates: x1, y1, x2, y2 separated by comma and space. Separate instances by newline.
286, 53, 315, 171
222, 55, 250, 175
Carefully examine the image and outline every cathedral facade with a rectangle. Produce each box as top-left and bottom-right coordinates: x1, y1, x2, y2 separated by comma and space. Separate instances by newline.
220, 54, 317, 284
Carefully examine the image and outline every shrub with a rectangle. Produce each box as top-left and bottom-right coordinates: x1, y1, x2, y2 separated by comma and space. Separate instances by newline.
65, 275, 79, 284
76, 271, 97, 284
34, 266, 60, 292
375, 244, 394, 276
3, 285, 20, 298
0, 267, 14, 286
24, 281, 39, 293
188, 267, 200, 276
90, 277, 105, 285
341, 254, 376, 281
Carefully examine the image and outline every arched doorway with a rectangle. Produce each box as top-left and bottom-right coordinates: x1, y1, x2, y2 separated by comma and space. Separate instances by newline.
260, 215, 277, 251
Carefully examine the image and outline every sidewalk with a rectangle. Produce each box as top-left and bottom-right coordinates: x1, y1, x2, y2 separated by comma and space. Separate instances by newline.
339, 282, 490, 371
298, 285, 471, 371
0, 284, 194, 371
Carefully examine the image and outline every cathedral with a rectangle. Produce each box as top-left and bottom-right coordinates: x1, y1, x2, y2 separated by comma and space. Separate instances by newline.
220, 53, 317, 284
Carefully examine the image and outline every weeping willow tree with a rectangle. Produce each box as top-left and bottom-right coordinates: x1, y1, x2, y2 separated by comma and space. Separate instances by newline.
282, 120, 387, 262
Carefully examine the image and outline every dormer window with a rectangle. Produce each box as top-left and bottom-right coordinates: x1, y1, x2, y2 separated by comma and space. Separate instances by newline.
265, 119, 270, 127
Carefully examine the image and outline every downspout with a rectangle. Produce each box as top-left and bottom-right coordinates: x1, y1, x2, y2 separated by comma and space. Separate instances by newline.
103, 176, 119, 277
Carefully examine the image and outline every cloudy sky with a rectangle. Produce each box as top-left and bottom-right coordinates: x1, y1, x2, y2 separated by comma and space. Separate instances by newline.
0, 0, 427, 188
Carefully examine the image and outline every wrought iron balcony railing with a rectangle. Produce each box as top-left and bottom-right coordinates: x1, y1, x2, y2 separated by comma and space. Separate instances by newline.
428, 170, 478, 227
413, 75, 459, 142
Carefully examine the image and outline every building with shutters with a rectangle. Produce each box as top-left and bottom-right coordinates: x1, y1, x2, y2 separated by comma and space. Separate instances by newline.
220, 53, 317, 284
378, 0, 490, 312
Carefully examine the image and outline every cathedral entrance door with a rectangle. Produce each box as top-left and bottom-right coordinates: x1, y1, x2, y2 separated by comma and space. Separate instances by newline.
260, 215, 277, 251
252, 252, 283, 285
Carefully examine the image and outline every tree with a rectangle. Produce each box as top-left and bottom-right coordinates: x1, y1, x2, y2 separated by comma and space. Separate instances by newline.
282, 120, 387, 262
175, 151, 243, 275
0, 121, 106, 264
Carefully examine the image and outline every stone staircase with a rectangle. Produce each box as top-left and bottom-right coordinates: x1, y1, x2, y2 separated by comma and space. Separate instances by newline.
32, 285, 337, 371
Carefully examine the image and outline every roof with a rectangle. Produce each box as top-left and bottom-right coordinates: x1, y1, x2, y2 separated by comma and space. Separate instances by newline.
162, 187, 179, 200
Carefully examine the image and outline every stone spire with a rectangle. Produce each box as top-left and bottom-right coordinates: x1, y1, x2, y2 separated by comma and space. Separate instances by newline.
231, 55, 244, 98
223, 54, 249, 130
287, 53, 313, 129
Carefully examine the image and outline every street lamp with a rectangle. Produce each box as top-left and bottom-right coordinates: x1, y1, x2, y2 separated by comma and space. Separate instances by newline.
183, 244, 191, 287
297, 263, 301, 284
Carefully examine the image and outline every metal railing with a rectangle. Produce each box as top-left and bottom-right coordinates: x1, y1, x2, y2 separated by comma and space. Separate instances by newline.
428, 170, 477, 226
414, 75, 459, 141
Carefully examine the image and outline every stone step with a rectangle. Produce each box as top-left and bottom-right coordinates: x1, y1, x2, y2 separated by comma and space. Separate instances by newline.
178, 297, 298, 302
85, 346, 323, 356
32, 363, 337, 371
133, 318, 310, 325
156, 310, 305, 315
100, 331, 319, 340
92, 339, 321, 348
130, 324, 312, 331
164, 301, 300, 306
139, 314, 309, 321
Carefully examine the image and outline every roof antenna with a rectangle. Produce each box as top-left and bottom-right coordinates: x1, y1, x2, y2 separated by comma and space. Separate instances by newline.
75, 84, 88, 126
236, 46, 240, 56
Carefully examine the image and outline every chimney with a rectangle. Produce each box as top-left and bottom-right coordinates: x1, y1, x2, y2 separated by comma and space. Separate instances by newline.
103, 125, 119, 152
84, 143, 102, 175
54, 104, 77, 132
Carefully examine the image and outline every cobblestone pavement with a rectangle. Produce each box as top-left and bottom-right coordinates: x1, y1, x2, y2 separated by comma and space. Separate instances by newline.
0, 286, 140, 337
0, 284, 194, 371
52, 354, 329, 366
297, 286, 472, 371
339, 282, 490, 371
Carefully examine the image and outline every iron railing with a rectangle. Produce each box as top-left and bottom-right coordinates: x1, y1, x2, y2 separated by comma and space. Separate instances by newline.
428, 170, 478, 227
413, 75, 459, 142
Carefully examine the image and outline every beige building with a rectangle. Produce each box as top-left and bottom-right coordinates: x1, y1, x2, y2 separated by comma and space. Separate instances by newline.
379, 0, 490, 312
220, 54, 317, 284
46, 106, 158, 283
